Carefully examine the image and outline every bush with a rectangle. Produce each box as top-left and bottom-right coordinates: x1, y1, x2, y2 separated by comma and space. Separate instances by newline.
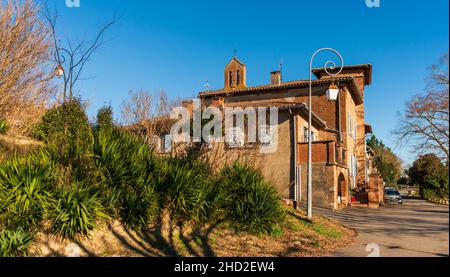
120, 186, 159, 228
48, 182, 108, 240
0, 118, 9, 134
30, 98, 93, 158
0, 153, 54, 230
0, 229, 32, 257
94, 128, 160, 227
158, 160, 220, 223
218, 163, 285, 234
96, 106, 114, 132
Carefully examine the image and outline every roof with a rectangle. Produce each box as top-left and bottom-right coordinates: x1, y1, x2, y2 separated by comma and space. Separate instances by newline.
225, 57, 245, 67
313, 64, 372, 85
199, 77, 363, 105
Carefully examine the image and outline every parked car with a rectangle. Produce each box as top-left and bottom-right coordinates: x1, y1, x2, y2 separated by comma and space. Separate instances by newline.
384, 190, 403, 205
385, 187, 397, 192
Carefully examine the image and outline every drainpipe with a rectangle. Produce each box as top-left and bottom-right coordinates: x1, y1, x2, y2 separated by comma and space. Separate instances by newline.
290, 109, 300, 204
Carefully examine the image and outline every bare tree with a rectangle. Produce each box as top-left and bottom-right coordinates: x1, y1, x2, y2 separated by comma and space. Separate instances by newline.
121, 89, 180, 145
0, 0, 53, 132
121, 89, 154, 125
395, 54, 449, 162
44, 4, 117, 101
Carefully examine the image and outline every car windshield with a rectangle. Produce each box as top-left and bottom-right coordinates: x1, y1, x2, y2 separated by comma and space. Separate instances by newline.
387, 191, 400, 196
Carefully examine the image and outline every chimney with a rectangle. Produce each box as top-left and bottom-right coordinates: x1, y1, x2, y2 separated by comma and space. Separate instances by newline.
270, 71, 282, 85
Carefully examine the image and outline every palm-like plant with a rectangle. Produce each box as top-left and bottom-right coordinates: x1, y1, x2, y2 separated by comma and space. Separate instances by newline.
218, 163, 285, 234
48, 182, 108, 240
0, 153, 54, 230
0, 229, 32, 257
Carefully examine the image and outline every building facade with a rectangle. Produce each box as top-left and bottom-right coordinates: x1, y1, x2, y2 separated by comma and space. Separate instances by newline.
196, 56, 381, 210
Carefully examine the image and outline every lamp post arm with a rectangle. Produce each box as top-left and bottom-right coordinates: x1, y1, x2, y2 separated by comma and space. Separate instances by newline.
307, 48, 344, 220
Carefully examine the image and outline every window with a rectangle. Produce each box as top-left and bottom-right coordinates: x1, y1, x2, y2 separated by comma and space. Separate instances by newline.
229, 71, 233, 87
161, 134, 172, 153
348, 113, 352, 137
349, 154, 357, 189
236, 70, 240, 86
348, 113, 357, 140
303, 127, 316, 143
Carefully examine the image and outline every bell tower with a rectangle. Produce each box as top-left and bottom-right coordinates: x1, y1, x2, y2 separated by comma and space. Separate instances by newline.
224, 56, 246, 90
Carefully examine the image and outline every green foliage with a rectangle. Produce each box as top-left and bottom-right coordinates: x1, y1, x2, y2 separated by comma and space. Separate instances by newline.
120, 187, 159, 228
48, 182, 108, 240
409, 154, 449, 200
93, 128, 160, 228
30, 98, 94, 158
96, 106, 114, 132
0, 118, 9, 135
218, 163, 285, 235
367, 135, 403, 185
0, 229, 32, 257
0, 152, 54, 231
158, 160, 220, 223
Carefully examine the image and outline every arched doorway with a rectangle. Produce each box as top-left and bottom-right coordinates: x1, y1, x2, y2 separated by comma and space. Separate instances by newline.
337, 173, 346, 206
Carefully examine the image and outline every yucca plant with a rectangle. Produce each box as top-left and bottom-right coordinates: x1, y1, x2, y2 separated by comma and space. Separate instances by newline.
159, 160, 220, 223
120, 185, 159, 228
48, 182, 108, 241
0, 118, 9, 135
218, 162, 285, 234
0, 229, 32, 257
0, 153, 54, 230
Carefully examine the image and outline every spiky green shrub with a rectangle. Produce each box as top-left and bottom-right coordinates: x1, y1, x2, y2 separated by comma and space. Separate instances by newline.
218, 163, 285, 234
157, 160, 221, 223
48, 182, 108, 240
0, 118, 9, 135
0, 229, 32, 257
93, 128, 161, 228
120, 186, 159, 228
0, 153, 54, 230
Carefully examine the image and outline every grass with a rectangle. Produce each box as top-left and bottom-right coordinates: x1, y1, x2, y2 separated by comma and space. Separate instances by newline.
312, 223, 343, 239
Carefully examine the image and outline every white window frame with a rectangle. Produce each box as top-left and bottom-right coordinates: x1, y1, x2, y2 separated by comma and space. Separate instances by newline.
303, 127, 316, 143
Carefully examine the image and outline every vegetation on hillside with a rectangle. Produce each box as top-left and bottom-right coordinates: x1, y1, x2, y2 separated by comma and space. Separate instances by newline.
0, 100, 287, 256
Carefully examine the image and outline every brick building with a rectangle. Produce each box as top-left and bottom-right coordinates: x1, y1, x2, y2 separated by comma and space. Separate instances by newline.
196, 56, 383, 210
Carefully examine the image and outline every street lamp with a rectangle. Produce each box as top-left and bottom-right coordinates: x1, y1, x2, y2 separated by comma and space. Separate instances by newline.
54, 64, 64, 78
307, 48, 344, 220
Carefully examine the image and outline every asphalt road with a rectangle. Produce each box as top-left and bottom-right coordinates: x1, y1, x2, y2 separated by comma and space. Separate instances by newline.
317, 199, 449, 257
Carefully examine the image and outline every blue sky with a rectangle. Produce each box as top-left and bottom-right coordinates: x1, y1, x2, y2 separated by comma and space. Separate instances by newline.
46, 0, 449, 165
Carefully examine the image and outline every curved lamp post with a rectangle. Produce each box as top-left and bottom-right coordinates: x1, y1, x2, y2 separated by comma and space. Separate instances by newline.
307, 48, 344, 220
53, 47, 74, 103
